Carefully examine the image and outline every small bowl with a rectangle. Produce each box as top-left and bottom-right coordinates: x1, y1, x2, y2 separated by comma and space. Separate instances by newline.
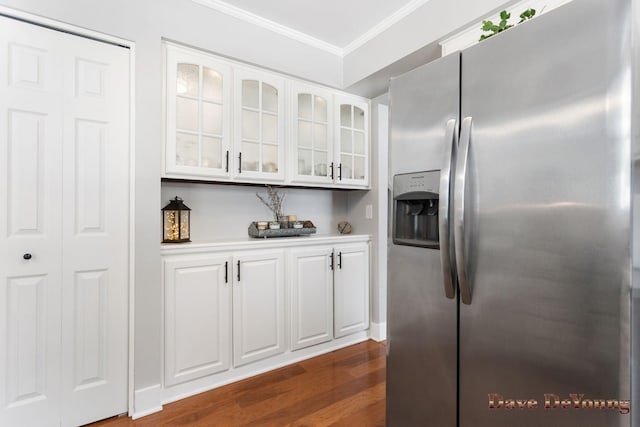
269, 223, 281, 230
292, 222, 303, 229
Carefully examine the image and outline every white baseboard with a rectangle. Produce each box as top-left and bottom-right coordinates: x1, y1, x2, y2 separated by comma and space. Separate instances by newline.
369, 321, 387, 342
132, 384, 163, 419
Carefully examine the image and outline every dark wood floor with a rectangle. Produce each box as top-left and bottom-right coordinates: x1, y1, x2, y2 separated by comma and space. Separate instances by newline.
92, 340, 386, 427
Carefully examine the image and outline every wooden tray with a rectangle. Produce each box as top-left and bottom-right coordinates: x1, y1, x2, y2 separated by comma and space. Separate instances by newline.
248, 222, 317, 238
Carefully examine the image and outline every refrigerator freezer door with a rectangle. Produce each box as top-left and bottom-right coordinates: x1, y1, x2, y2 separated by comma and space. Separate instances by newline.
387, 52, 459, 427
459, 0, 631, 426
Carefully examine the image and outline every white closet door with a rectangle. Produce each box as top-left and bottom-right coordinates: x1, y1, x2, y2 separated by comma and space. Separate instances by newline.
0, 16, 130, 427
59, 29, 130, 427
0, 17, 65, 427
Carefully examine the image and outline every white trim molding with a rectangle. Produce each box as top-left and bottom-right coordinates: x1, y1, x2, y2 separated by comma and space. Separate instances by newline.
191, 0, 432, 57
369, 322, 387, 342
192, 0, 343, 56
133, 384, 163, 419
343, 0, 432, 55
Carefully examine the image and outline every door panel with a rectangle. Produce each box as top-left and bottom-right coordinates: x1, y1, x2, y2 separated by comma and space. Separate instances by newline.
233, 250, 285, 366
74, 119, 107, 233
233, 68, 285, 182
5, 275, 52, 404
387, 52, 459, 427
290, 84, 334, 185
72, 269, 108, 391
165, 45, 232, 179
61, 32, 129, 427
334, 96, 369, 187
459, 1, 631, 426
7, 111, 47, 236
0, 16, 64, 427
164, 255, 231, 386
289, 246, 333, 350
334, 243, 369, 338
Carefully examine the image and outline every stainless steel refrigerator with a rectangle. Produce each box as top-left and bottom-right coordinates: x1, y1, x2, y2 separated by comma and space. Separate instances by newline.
387, 0, 635, 426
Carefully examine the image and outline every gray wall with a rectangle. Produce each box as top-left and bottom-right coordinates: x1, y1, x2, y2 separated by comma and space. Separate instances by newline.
0, 0, 342, 396
347, 94, 389, 327
161, 183, 349, 240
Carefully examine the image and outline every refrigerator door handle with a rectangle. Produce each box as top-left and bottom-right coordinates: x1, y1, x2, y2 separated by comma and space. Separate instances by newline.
439, 119, 457, 299
455, 117, 472, 305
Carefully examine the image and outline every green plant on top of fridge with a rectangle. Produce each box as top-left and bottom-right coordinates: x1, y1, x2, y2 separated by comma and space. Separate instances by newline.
479, 8, 536, 41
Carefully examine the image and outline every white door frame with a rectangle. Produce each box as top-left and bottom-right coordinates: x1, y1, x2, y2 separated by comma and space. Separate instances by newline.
0, 5, 137, 417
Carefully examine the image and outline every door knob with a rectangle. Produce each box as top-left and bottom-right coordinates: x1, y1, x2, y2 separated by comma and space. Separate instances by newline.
23, 253, 32, 260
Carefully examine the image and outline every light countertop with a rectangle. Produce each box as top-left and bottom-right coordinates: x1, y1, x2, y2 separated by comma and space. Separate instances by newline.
160, 233, 372, 255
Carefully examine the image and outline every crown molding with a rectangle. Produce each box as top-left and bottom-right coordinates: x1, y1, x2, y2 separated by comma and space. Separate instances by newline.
342, 0, 432, 55
192, 0, 343, 56
192, 0, 433, 58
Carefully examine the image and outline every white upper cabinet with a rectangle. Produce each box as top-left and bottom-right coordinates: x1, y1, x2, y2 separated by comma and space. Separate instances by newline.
163, 43, 370, 188
234, 67, 285, 182
289, 83, 334, 184
335, 95, 369, 187
165, 44, 232, 179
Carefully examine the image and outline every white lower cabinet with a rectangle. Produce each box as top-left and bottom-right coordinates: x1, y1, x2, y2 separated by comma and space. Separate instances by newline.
289, 246, 334, 350
161, 237, 369, 397
164, 254, 232, 386
289, 242, 370, 350
334, 243, 370, 338
164, 250, 285, 384
232, 250, 285, 367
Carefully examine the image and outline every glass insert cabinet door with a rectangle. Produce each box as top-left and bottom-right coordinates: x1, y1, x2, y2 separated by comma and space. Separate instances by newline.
335, 95, 369, 186
234, 67, 285, 181
291, 84, 334, 183
165, 44, 232, 178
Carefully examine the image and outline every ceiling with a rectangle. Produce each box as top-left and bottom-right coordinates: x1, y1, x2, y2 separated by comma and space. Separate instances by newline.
194, 0, 430, 54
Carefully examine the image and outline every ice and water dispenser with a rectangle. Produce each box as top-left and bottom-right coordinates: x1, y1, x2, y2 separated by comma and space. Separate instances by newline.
392, 171, 440, 249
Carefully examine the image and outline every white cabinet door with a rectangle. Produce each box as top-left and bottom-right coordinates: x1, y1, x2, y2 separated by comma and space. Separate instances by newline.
335, 95, 370, 188
289, 247, 333, 350
0, 16, 130, 427
289, 83, 334, 185
164, 254, 231, 386
232, 250, 285, 366
165, 44, 232, 179
334, 243, 370, 338
234, 67, 285, 182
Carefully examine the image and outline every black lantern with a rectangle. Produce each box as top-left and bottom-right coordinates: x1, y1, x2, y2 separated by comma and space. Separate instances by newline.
162, 196, 191, 243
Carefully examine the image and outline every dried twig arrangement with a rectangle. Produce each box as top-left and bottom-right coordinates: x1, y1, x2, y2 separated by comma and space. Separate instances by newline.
256, 185, 286, 221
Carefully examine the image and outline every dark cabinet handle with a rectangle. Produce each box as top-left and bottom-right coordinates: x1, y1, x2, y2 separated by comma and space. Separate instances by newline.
329, 252, 334, 270
237, 260, 241, 281
329, 162, 334, 180
338, 252, 342, 269
338, 163, 342, 181
225, 261, 228, 283
238, 152, 242, 174
23, 253, 32, 260
225, 151, 229, 172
